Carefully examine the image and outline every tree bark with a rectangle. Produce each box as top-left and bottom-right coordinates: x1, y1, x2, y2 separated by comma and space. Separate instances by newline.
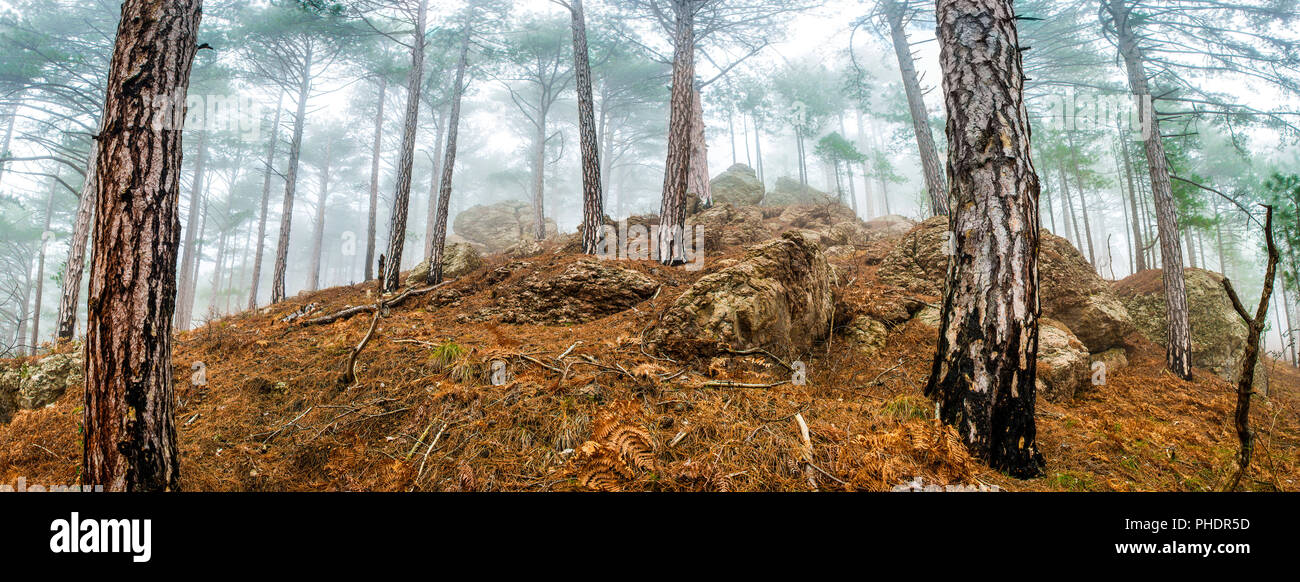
929, 0, 1044, 477
1108, 0, 1192, 379
365, 76, 386, 282
423, 109, 446, 260
271, 44, 314, 304
568, 0, 604, 254
884, 0, 947, 216
248, 92, 283, 310
381, 0, 429, 293
425, 21, 471, 286
532, 108, 548, 241
687, 87, 711, 207
84, 0, 201, 492
657, 2, 695, 265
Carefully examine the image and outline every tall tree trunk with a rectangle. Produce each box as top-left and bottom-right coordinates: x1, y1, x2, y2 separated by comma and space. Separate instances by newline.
29, 181, 57, 354
248, 92, 283, 310
365, 77, 386, 282
568, 0, 604, 254
381, 0, 429, 293
1119, 130, 1147, 272
687, 87, 711, 207
657, 3, 695, 265
929, 0, 1044, 477
1184, 226, 1198, 269
753, 116, 765, 185
1059, 164, 1082, 246
1067, 134, 1096, 267
308, 140, 333, 292
1043, 188, 1057, 235
271, 44, 314, 304
84, 0, 200, 492
175, 130, 207, 330
839, 115, 859, 216
55, 141, 99, 341
855, 110, 875, 218
424, 110, 446, 260
425, 21, 471, 286
883, 0, 947, 216
0, 100, 17, 188
532, 111, 548, 241
184, 189, 208, 325
1109, 0, 1192, 379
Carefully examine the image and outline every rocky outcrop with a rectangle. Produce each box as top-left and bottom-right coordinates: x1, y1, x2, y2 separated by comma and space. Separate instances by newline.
0, 352, 83, 423
881, 217, 1134, 352
650, 232, 835, 357
406, 243, 483, 285
764, 177, 837, 206
471, 259, 659, 325
709, 164, 765, 206
453, 200, 558, 253
862, 215, 917, 242
1115, 268, 1264, 386
686, 204, 774, 253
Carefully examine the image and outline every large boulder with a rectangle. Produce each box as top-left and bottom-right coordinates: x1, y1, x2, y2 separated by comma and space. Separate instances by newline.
764, 177, 838, 206
709, 164, 764, 206
453, 200, 558, 253
0, 352, 83, 423
880, 217, 1134, 352
862, 215, 917, 242
649, 232, 835, 357
686, 204, 773, 253
1114, 268, 1264, 386
472, 259, 659, 325
406, 243, 483, 285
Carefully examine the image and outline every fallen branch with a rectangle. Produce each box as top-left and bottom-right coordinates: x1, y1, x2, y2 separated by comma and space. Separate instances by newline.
303, 280, 454, 326
722, 347, 793, 371
341, 308, 382, 386
700, 380, 788, 389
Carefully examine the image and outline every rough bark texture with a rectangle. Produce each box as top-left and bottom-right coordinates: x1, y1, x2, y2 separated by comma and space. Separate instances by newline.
569, 0, 604, 254
271, 44, 313, 304
1108, 0, 1192, 380
84, 0, 201, 492
248, 92, 283, 310
425, 22, 471, 286
365, 76, 386, 282
928, 0, 1044, 478
382, 0, 428, 293
657, 2, 694, 265
884, 0, 948, 216
55, 146, 98, 341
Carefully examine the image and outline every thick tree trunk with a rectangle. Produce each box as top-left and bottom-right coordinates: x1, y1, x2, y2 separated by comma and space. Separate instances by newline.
929, 0, 1044, 477
307, 140, 333, 292
365, 76, 387, 281
884, 0, 947, 216
55, 143, 99, 341
569, 0, 604, 254
657, 4, 695, 265
84, 0, 200, 492
687, 87, 711, 207
1109, 0, 1192, 379
248, 92, 283, 310
29, 181, 57, 354
175, 130, 207, 330
271, 45, 314, 304
425, 22, 471, 286
381, 0, 429, 293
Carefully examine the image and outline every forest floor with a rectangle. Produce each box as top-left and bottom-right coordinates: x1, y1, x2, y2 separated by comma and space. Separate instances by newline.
3, 224, 1298, 492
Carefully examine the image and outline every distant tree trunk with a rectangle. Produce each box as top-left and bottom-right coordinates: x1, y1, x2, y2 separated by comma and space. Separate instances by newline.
184, 190, 208, 325
15, 281, 29, 355
84, 0, 200, 492
855, 110, 875, 217
1059, 165, 1081, 246
1067, 134, 1096, 267
382, 0, 429, 293
1183, 227, 1197, 269
0, 100, 17, 188
838, 116, 859, 216
365, 76, 386, 282
425, 21, 471, 286
929, 0, 1043, 477
1119, 132, 1147, 272
532, 110, 549, 241
55, 142, 99, 341
1043, 188, 1057, 235
687, 87, 711, 207
657, 3, 695, 265
567, 0, 604, 254
29, 181, 56, 354
1109, 0, 1192, 379
271, 44, 314, 304
753, 116, 765, 185
883, 0, 947, 216
248, 93, 282, 310
175, 130, 207, 330
424, 109, 446, 260
307, 140, 333, 292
